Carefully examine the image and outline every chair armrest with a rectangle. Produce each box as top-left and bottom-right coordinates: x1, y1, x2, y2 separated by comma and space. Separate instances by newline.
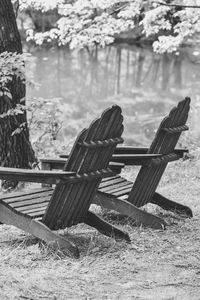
114, 146, 188, 156
40, 158, 125, 173
114, 147, 149, 155
111, 149, 188, 166
41, 148, 188, 169
40, 158, 68, 170
59, 149, 150, 156
0, 167, 75, 185
111, 154, 162, 165
58, 149, 173, 166
59, 148, 188, 157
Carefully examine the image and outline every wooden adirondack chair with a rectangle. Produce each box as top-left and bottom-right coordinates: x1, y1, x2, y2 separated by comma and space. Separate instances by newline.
41, 98, 192, 230
0, 105, 130, 258
94, 97, 192, 228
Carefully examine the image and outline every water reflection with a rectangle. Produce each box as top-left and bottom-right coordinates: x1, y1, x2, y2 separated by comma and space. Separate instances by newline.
27, 44, 200, 145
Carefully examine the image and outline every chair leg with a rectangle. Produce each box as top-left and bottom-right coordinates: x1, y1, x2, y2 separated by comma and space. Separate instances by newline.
151, 192, 193, 217
93, 192, 167, 230
85, 210, 131, 242
0, 201, 79, 258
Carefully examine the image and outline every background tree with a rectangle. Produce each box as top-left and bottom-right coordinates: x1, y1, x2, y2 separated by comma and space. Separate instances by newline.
0, 0, 36, 174
21, 0, 200, 53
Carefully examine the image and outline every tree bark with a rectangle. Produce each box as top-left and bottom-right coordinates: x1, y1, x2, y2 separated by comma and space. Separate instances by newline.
0, 0, 36, 172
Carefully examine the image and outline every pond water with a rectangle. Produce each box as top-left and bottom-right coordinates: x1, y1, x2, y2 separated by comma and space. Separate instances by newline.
27, 44, 200, 148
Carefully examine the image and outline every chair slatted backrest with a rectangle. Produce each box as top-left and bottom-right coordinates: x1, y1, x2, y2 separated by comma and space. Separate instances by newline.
42, 106, 124, 230
127, 97, 190, 207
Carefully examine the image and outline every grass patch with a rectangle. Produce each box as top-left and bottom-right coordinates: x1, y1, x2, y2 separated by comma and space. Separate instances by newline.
0, 157, 200, 299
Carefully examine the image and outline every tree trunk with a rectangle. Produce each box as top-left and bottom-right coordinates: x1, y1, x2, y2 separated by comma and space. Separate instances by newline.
0, 0, 36, 173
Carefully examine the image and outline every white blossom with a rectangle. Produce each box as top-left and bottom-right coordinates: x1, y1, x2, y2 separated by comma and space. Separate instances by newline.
13, 0, 65, 11
17, 0, 200, 53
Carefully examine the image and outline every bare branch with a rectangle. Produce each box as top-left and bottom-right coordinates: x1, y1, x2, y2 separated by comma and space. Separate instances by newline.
154, 1, 200, 9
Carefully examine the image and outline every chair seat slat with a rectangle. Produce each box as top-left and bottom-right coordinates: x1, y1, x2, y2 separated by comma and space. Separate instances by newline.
0, 188, 53, 200
28, 210, 46, 218
4, 191, 53, 205
109, 187, 132, 197
101, 175, 121, 182
7, 196, 51, 209
19, 203, 48, 214
99, 177, 128, 189
99, 182, 133, 194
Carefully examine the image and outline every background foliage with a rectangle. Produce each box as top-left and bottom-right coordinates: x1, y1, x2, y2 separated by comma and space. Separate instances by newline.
13, 0, 200, 53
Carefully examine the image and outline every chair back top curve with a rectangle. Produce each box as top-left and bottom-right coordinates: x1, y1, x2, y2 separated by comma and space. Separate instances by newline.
127, 97, 190, 207
42, 105, 124, 230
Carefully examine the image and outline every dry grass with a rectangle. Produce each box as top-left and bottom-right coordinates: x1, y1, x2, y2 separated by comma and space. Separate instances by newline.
0, 158, 200, 299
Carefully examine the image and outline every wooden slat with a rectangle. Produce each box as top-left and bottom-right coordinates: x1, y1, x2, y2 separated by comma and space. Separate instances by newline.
111, 154, 162, 165
114, 147, 148, 155
1, 188, 52, 219
119, 194, 129, 201
7, 196, 50, 209
149, 153, 180, 167
59, 148, 148, 156
101, 175, 121, 182
0, 167, 75, 185
99, 181, 133, 194
110, 187, 133, 197
99, 176, 128, 189
3, 189, 53, 204
20, 203, 48, 214
28, 211, 46, 218
40, 158, 125, 173
41, 158, 68, 164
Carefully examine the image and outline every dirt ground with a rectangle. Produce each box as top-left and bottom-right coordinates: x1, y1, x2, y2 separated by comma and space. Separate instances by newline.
0, 158, 200, 300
